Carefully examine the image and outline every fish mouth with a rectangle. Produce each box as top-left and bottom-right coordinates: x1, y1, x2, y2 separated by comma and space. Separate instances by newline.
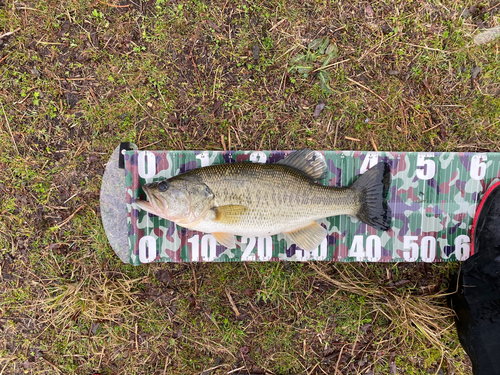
136, 185, 165, 216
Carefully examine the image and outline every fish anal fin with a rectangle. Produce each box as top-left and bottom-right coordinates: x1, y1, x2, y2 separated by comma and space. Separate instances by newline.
212, 205, 248, 224
285, 222, 327, 252
277, 149, 327, 180
213, 232, 236, 249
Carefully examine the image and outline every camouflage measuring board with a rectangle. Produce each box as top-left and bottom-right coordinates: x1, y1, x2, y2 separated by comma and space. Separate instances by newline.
124, 150, 500, 265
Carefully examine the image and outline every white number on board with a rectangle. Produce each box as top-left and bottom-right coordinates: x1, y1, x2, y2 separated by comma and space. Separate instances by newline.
257, 236, 273, 261
455, 235, 470, 261
241, 237, 257, 261
360, 153, 379, 174
250, 151, 267, 163
187, 234, 217, 261
416, 153, 436, 180
138, 151, 156, 178
470, 154, 487, 181
296, 238, 328, 261
201, 235, 217, 261
188, 235, 200, 261
403, 236, 436, 262
139, 236, 157, 263
348, 235, 382, 261
196, 151, 210, 167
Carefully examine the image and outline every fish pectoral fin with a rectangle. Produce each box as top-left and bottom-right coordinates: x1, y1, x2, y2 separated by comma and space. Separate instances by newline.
277, 149, 327, 181
212, 205, 248, 224
212, 232, 236, 249
285, 222, 327, 252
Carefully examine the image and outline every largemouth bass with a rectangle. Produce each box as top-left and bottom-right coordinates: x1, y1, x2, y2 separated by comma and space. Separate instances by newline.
135, 149, 391, 251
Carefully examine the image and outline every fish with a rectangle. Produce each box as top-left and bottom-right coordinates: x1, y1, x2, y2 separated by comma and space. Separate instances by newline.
135, 149, 392, 251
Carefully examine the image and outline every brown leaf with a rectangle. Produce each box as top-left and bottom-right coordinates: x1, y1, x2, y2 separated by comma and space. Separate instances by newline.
90, 31, 99, 48
394, 279, 410, 287
252, 44, 260, 61
440, 124, 447, 140
313, 102, 326, 118
57, 20, 71, 37
471, 66, 481, 80
239, 345, 250, 361
389, 353, 397, 374
91, 322, 100, 335
207, 20, 221, 33
365, 4, 375, 17
156, 269, 172, 285
361, 323, 372, 334
213, 99, 223, 117
168, 114, 178, 125
187, 295, 196, 308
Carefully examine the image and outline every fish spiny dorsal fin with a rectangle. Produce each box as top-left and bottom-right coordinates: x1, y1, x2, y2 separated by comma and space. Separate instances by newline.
277, 149, 327, 181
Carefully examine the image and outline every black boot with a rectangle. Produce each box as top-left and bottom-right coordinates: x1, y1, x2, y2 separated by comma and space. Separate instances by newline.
448, 181, 500, 375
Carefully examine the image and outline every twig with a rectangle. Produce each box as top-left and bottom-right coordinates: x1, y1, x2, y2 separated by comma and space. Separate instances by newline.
346, 76, 392, 109
0, 51, 13, 65
56, 77, 95, 81
56, 205, 86, 229
268, 18, 286, 32
370, 135, 378, 151
345, 136, 360, 142
351, 304, 363, 356
0, 102, 19, 155
312, 59, 350, 72
41, 357, 63, 374
221, 134, 227, 151
334, 344, 347, 375
200, 364, 227, 374
163, 356, 170, 375
191, 264, 198, 295
100, 0, 131, 7
227, 366, 245, 374
0, 28, 20, 40
225, 289, 240, 318
422, 123, 441, 133
399, 41, 451, 54
135, 323, 139, 351
188, 27, 205, 102
333, 115, 342, 148
0, 358, 13, 375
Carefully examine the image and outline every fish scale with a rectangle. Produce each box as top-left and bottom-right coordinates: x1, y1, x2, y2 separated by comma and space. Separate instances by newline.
192, 163, 357, 235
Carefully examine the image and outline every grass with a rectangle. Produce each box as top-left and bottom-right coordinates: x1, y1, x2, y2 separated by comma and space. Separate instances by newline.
1, 0, 499, 373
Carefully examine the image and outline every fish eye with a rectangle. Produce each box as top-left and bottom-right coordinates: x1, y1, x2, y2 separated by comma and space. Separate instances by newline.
158, 181, 169, 192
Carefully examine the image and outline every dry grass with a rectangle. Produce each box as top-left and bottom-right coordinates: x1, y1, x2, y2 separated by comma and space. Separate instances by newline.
39, 274, 148, 325
312, 263, 458, 373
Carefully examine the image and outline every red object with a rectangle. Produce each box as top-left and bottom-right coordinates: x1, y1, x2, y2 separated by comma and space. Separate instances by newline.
471, 180, 500, 256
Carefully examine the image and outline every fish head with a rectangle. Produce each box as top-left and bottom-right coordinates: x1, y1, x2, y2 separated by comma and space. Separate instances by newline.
135, 176, 214, 223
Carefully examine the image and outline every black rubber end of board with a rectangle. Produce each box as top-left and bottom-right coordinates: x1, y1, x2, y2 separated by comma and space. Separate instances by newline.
118, 142, 135, 169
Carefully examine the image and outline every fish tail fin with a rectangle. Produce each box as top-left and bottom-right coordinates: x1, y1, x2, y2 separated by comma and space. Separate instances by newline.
351, 162, 392, 231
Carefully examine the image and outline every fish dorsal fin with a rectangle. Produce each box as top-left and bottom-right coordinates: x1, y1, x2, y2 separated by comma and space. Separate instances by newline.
284, 222, 327, 252
277, 149, 327, 180
212, 232, 236, 249
212, 205, 248, 225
